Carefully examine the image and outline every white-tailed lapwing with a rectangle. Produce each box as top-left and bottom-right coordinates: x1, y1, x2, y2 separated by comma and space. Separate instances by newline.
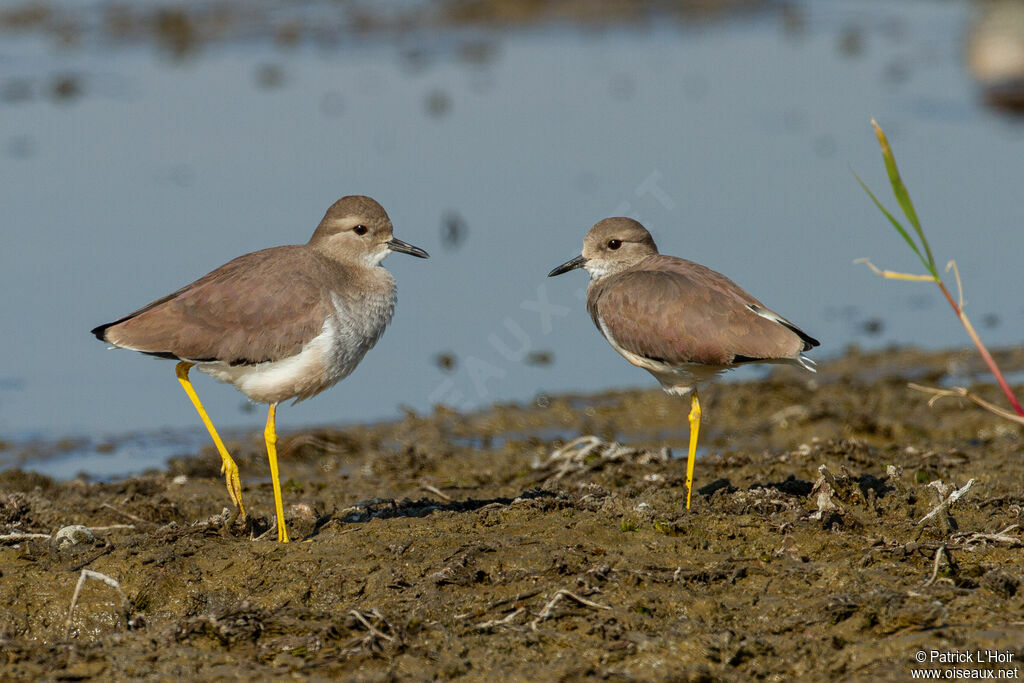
548, 217, 818, 508
92, 195, 428, 542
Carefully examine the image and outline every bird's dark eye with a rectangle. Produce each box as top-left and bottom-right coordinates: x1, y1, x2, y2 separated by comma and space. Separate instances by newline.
607, 239, 621, 250
353, 225, 368, 236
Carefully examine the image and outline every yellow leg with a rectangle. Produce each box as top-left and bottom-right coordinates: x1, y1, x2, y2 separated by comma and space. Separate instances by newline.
175, 361, 245, 518
686, 392, 701, 510
264, 402, 289, 543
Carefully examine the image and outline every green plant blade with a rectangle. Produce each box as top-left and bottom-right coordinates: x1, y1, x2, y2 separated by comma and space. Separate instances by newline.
854, 172, 936, 276
872, 120, 937, 271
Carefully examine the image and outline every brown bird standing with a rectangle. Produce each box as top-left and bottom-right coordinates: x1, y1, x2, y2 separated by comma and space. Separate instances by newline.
549, 217, 818, 508
92, 195, 428, 541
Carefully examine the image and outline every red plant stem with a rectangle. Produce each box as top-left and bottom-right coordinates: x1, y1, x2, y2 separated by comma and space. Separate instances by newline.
936, 281, 1024, 416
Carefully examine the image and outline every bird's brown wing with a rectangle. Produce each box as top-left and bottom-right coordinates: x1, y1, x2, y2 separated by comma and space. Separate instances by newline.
587, 256, 814, 366
94, 246, 335, 365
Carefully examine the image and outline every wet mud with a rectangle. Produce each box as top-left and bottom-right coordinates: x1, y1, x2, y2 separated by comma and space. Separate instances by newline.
2, 347, 1023, 680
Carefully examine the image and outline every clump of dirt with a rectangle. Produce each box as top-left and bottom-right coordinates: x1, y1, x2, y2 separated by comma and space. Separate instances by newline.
1, 346, 1022, 679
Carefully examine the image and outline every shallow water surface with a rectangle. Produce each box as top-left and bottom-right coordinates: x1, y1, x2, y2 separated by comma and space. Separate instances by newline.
1, 0, 1022, 477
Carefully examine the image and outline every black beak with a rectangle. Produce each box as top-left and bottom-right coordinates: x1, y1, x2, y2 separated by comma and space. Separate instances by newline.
547, 254, 587, 277
388, 237, 429, 259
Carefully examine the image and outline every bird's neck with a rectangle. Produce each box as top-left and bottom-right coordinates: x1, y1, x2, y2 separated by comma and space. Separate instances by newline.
585, 256, 650, 281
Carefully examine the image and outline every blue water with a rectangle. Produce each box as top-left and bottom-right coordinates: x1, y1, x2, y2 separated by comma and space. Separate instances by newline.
1, 0, 1022, 478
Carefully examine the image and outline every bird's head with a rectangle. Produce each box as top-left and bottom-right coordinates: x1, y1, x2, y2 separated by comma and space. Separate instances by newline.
548, 217, 659, 280
310, 195, 428, 266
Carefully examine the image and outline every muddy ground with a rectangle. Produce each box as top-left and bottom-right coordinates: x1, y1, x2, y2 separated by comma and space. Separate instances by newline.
1, 347, 1023, 681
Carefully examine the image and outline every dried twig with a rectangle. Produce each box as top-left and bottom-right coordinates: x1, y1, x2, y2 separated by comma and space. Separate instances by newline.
530, 589, 610, 631
455, 590, 544, 622
64, 569, 130, 639
349, 609, 394, 643
420, 483, 453, 503
474, 608, 525, 632
1, 524, 135, 545
918, 479, 975, 526
535, 436, 668, 482
254, 519, 282, 542
100, 503, 152, 526
952, 524, 1022, 548
909, 384, 1024, 426
339, 608, 397, 656
923, 546, 950, 587
0, 532, 51, 542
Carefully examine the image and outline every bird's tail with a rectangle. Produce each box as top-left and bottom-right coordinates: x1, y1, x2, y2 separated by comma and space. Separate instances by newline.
796, 355, 817, 373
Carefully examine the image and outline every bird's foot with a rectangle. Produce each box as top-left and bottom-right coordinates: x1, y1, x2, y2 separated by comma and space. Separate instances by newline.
220, 456, 246, 520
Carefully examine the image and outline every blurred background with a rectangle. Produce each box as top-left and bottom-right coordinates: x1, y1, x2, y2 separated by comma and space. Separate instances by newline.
1, 0, 1022, 477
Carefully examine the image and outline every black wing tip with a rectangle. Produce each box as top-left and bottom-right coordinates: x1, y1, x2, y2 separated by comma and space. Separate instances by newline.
91, 322, 112, 341
91, 321, 189, 362
778, 320, 819, 351
747, 304, 820, 351
800, 333, 821, 351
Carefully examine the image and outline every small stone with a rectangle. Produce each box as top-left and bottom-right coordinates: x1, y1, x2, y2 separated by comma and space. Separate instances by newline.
289, 503, 316, 522
52, 525, 94, 550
